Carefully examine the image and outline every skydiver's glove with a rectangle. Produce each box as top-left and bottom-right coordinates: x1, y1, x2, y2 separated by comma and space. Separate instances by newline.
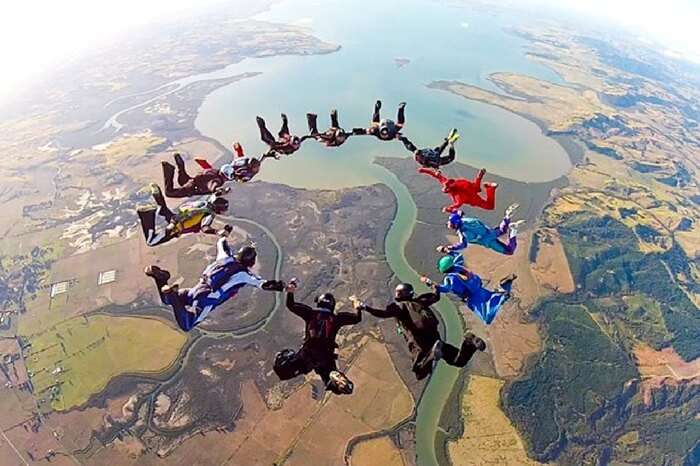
349, 295, 365, 311
420, 276, 435, 288
262, 280, 285, 292
214, 186, 231, 196
285, 278, 298, 293
436, 245, 449, 253
505, 203, 520, 219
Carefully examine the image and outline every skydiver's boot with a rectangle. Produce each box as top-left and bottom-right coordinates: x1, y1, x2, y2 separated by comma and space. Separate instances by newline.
279, 113, 290, 138
137, 207, 157, 242
145, 265, 171, 287
330, 109, 340, 129
145, 265, 171, 302
149, 183, 174, 221
447, 128, 460, 144
161, 162, 177, 196
306, 113, 319, 135
397, 102, 406, 125
372, 100, 382, 123
446, 332, 484, 367
475, 168, 486, 188
256, 116, 276, 146
173, 153, 190, 187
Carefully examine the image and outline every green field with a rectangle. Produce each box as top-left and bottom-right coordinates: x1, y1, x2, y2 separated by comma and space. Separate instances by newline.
504, 211, 700, 464
25, 314, 187, 410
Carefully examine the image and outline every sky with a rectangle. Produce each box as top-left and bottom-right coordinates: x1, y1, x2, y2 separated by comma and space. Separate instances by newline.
532, 0, 700, 60
0, 0, 698, 105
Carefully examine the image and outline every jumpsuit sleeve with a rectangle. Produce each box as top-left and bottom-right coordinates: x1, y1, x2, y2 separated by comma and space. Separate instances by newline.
435, 275, 455, 294
448, 228, 468, 252
286, 292, 314, 320
362, 302, 402, 319
215, 237, 232, 261
440, 146, 456, 165
336, 310, 362, 327
415, 292, 441, 306
451, 251, 465, 268
239, 272, 266, 288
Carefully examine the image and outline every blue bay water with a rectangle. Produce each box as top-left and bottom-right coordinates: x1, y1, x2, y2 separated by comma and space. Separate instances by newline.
195, 0, 569, 188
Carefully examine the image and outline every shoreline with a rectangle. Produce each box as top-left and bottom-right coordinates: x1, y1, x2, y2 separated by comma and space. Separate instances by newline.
428, 78, 586, 167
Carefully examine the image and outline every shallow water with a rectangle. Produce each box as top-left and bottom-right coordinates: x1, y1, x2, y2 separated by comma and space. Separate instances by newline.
194, 0, 570, 188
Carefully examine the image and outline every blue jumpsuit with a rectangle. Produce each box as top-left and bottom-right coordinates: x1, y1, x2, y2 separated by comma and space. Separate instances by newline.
162, 238, 266, 331
448, 215, 516, 255
435, 253, 512, 325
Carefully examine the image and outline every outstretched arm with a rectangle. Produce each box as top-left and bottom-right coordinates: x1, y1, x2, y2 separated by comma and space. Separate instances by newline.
215, 236, 232, 260
422, 275, 454, 294
286, 291, 314, 320
351, 127, 369, 135
418, 167, 448, 183
440, 146, 456, 166
337, 308, 362, 327
399, 136, 418, 153
415, 292, 441, 306
361, 302, 401, 319
447, 230, 468, 252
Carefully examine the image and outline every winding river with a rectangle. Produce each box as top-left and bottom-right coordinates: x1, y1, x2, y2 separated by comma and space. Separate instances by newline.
102, 0, 570, 464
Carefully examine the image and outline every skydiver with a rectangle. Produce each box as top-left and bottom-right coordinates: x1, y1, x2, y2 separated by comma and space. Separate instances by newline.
351, 284, 485, 380
195, 142, 270, 184
161, 152, 228, 198
353, 100, 406, 141
144, 236, 285, 332
306, 109, 353, 147
136, 183, 230, 247
399, 129, 460, 170
256, 114, 307, 157
273, 281, 360, 395
419, 167, 498, 213
438, 204, 524, 256
422, 251, 516, 326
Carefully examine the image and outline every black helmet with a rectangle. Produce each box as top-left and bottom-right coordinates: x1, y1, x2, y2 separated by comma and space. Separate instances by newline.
394, 283, 414, 302
236, 246, 257, 268
315, 293, 336, 311
211, 197, 229, 214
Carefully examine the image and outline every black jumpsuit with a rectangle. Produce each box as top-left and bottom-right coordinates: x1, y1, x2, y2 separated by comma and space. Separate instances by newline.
399, 136, 456, 169
274, 292, 361, 393
256, 114, 305, 155
362, 292, 478, 380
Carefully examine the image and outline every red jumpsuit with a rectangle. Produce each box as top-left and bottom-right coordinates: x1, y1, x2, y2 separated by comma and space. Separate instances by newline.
419, 168, 497, 213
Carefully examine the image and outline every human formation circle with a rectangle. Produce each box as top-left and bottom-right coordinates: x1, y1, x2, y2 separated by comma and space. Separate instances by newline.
139, 100, 523, 394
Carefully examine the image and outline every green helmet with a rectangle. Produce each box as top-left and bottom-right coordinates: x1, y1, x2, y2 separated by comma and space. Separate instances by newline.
438, 255, 456, 273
